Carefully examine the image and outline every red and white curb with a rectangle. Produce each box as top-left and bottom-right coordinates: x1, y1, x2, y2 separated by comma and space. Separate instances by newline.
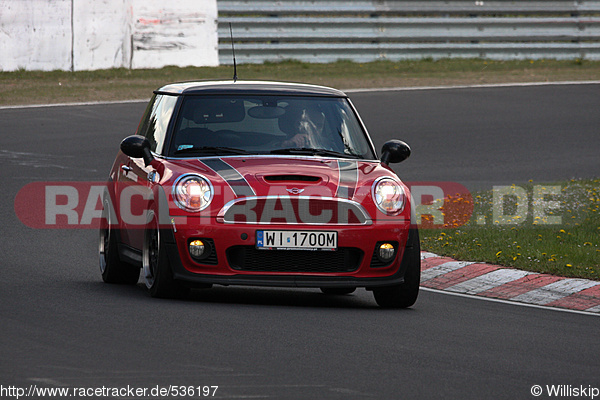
420, 252, 600, 314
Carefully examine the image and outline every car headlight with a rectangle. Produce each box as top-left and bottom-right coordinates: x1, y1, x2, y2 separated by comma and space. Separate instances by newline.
372, 177, 405, 215
173, 174, 213, 212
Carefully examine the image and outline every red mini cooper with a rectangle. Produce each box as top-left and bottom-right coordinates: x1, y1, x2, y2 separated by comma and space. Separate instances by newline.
99, 80, 420, 308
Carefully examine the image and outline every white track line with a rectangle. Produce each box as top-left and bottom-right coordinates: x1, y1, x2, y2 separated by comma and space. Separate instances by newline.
0, 98, 149, 110
345, 80, 600, 93
420, 287, 600, 317
2, 80, 600, 110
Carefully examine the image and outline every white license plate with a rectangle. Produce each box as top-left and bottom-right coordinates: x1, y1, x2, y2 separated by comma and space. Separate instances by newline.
256, 230, 337, 251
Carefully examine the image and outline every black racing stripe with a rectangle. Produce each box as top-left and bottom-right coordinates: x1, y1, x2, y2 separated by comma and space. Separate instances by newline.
201, 158, 255, 197
337, 160, 358, 199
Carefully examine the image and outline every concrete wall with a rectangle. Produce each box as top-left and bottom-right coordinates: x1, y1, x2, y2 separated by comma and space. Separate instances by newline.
0, 0, 218, 71
1, 1, 73, 71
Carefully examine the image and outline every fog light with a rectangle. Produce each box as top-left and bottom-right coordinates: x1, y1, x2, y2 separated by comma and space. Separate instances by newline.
189, 239, 205, 258
379, 243, 395, 261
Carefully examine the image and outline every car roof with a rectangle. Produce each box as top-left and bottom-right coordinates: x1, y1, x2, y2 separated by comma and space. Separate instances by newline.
154, 80, 347, 97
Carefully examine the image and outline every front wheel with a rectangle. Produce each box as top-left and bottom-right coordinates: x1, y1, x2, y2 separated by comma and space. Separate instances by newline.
143, 211, 189, 299
373, 229, 421, 308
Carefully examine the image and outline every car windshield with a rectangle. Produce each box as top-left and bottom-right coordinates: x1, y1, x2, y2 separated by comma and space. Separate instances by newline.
169, 95, 376, 159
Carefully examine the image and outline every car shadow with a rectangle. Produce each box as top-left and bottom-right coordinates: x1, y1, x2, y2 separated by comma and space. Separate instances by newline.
79, 280, 419, 311
183, 285, 377, 309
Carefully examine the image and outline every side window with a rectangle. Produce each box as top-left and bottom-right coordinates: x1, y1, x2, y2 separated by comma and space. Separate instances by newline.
136, 95, 154, 137
137, 94, 178, 154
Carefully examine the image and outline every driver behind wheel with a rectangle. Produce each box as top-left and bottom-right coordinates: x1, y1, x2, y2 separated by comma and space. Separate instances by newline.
279, 105, 326, 148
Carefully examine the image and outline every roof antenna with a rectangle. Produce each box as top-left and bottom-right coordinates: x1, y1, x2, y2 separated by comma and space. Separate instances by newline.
229, 23, 238, 82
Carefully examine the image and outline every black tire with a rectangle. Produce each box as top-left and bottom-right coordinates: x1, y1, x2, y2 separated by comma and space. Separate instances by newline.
143, 211, 190, 299
320, 287, 356, 295
99, 199, 139, 284
373, 229, 421, 308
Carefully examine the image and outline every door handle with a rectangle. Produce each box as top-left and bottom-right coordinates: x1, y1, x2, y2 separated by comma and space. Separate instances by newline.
121, 165, 132, 172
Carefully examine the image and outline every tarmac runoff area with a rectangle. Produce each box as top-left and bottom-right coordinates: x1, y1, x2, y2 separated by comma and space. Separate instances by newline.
420, 252, 600, 315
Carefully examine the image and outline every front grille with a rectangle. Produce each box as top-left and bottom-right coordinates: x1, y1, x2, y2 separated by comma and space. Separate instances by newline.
219, 197, 371, 225
226, 246, 363, 273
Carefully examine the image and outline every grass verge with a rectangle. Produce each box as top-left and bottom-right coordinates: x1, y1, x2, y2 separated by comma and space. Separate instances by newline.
2, 58, 600, 106
420, 179, 600, 280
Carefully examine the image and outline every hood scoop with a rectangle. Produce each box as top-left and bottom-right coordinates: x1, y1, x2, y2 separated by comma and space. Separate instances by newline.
264, 174, 321, 183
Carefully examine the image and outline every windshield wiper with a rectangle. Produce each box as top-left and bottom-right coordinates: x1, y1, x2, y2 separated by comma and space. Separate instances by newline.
270, 147, 361, 159
174, 146, 252, 156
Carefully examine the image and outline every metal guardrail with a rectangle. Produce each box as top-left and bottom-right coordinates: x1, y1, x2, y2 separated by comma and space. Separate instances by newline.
218, 0, 600, 63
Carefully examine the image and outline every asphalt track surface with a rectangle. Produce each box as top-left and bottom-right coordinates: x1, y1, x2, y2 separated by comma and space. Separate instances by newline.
1, 84, 598, 399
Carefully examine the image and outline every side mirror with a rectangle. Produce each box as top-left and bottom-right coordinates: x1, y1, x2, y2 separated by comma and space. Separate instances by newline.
120, 135, 154, 166
381, 140, 411, 165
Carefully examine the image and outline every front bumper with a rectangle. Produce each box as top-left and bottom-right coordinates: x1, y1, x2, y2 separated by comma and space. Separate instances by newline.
164, 217, 415, 288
